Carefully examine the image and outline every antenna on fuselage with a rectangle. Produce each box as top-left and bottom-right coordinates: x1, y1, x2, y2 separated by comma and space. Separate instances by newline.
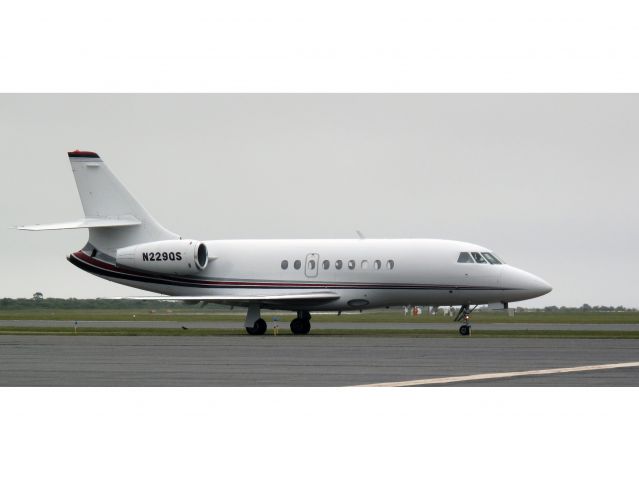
355, 230, 365, 240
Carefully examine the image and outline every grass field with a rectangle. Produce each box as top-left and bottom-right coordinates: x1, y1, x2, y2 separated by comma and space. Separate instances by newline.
1, 308, 639, 339
1, 309, 638, 324
1, 325, 639, 339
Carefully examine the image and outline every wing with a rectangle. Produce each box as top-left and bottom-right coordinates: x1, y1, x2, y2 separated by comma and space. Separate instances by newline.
115, 291, 340, 308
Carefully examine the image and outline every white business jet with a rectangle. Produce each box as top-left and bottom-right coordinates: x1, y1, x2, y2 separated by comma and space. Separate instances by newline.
19, 151, 552, 336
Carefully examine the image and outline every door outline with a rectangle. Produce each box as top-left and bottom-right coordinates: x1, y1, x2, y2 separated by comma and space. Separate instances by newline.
305, 253, 319, 278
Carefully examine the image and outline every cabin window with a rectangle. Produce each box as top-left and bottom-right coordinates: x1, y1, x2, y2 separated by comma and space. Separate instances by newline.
322, 259, 330, 270
281, 260, 289, 270
386, 259, 395, 270
335, 260, 343, 270
481, 252, 502, 265
471, 252, 487, 264
348, 260, 356, 270
308, 259, 316, 270
457, 252, 474, 263
361, 260, 369, 269
294, 259, 302, 270
374, 259, 381, 270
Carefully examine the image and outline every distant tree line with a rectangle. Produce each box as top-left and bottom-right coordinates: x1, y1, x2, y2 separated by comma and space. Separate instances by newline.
541, 304, 636, 312
0, 297, 230, 311
484, 305, 637, 313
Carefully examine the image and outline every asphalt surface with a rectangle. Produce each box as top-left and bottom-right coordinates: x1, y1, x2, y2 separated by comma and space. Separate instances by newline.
2, 320, 639, 331
0, 335, 638, 386
441, 367, 639, 386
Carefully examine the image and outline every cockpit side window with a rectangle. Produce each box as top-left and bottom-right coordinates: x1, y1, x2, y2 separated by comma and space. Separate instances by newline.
493, 253, 506, 264
481, 252, 502, 265
471, 252, 487, 264
457, 252, 474, 263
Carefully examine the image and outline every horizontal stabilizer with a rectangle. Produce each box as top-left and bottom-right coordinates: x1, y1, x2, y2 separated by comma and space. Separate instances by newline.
113, 291, 341, 305
16, 216, 141, 231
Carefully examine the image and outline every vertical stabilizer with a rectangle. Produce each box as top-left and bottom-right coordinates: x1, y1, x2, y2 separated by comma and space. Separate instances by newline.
68, 150, 179, 254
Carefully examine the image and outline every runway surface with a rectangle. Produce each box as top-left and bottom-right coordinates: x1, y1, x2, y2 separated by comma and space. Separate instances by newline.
0, 335, 638, 386
2, 320, 639, 331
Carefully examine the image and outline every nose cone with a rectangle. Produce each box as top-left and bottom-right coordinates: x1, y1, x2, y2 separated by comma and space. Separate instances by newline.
501, 266, 552, 301
533, 276, 553, 297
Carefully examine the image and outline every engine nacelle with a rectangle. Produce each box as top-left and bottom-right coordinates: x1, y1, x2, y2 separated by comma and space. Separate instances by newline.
116, 239, 209, 274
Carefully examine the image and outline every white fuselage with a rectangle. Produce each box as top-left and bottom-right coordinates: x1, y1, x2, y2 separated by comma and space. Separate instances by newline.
79, 238, 552, 311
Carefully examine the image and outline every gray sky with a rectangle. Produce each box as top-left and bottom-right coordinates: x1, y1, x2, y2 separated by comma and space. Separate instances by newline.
1, 94, 637, 307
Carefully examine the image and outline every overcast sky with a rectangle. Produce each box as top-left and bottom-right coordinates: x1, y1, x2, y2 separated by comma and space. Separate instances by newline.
1, 94, 637, 307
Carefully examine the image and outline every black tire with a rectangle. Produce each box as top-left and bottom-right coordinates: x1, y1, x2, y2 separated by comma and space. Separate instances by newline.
255, 318, 267, 334
459, 325, 470, 336
300, 319, 311, 334
290, 318, 302, 334
290, 318, 311, 335
246, 318, 267, 335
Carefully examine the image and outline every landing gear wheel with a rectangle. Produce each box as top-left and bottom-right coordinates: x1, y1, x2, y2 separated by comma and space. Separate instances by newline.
459, 324, 471, 336
290, 317, 311, 335
246, 318, 267, 335
300, 319, 311, 334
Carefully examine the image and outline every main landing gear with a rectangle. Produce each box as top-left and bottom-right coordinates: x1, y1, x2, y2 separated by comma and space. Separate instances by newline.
246, 318, 267, 335
244, 306, 312, 336
453, 304, 476, 336
245, 304, 267, 335
290, 310, 311, 335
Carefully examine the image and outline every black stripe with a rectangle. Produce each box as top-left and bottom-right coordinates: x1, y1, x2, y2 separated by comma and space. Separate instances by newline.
69, 255, 201, 288
68, 151, 100, 158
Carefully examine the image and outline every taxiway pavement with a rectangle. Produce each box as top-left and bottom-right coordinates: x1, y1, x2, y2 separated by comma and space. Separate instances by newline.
0, 335, 637, 386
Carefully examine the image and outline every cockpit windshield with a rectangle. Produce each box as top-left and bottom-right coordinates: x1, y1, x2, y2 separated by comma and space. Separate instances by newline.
457, 251, 505, 265
457, 252, 474, 263
471, 252, 487, 264
481, 252, 502, 264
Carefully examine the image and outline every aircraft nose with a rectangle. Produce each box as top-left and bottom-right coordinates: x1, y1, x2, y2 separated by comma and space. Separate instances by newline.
502, 266, 552, 300
533, 276, 553, 296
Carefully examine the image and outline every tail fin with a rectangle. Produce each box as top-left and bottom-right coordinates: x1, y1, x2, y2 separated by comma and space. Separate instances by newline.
18, 151, 179, 255
69, 150, 179, 254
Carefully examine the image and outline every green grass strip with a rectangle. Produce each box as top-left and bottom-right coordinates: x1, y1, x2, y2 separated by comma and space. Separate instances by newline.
2, 326, 639, 339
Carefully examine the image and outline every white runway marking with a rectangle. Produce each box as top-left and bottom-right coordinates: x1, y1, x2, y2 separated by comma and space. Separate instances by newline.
356, 361, 639, 387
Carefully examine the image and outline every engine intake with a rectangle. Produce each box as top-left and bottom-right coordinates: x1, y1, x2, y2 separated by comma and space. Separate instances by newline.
116, 239, 209, 274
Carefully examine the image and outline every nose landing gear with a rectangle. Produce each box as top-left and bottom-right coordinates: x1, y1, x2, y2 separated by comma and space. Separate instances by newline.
459, 323, 471, 336
454, 305, 476, 336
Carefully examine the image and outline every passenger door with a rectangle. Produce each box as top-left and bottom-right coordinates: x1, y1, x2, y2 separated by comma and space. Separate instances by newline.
305, 253, 319, 278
